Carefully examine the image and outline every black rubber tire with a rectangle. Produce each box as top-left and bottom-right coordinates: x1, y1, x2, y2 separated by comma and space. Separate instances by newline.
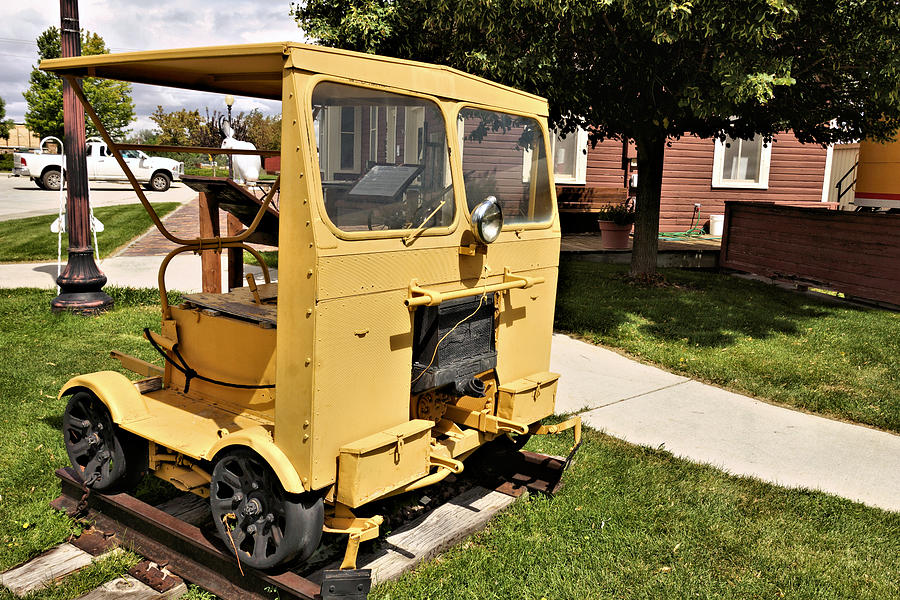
34, 178, 47, 190
210, 449, 324, 570
42, 169, 62, 191
62, 391, 147, 491
149, 171, 171, 192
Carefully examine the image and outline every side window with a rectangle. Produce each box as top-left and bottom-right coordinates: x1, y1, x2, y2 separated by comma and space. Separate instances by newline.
551, 127, 588, 185
312, 82, 454, 233
712, 135, 772, 189
458, 108, 552, 226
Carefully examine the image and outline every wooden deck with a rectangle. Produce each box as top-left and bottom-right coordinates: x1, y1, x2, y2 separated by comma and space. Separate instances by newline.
561, 233, 721, 268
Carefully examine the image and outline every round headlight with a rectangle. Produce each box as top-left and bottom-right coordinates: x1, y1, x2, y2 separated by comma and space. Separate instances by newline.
471, 196, 503, 244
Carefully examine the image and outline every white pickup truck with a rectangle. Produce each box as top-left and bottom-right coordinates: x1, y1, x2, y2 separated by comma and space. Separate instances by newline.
13, 138, 183, 192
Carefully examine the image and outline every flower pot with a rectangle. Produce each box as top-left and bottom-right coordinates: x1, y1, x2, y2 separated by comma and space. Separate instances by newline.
598, 220, 633, 249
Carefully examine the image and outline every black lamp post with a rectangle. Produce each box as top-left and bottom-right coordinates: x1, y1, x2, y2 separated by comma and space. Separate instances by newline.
51, 0, 113, 314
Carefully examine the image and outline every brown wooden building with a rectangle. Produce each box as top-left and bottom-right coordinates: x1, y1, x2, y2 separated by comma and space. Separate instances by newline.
553, 131, 834, 231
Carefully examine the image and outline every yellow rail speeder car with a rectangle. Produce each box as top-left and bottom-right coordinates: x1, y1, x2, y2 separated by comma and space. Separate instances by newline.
44, 42, 579, 570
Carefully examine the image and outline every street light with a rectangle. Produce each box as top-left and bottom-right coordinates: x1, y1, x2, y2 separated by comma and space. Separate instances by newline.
225, 94, 234, 179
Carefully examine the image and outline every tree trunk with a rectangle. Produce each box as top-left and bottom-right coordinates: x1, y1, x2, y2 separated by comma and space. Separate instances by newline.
630, 133, 666, 277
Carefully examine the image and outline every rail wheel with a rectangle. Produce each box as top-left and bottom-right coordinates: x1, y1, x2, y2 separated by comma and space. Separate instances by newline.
62, 391, 146, 491
210, 449, 323, 570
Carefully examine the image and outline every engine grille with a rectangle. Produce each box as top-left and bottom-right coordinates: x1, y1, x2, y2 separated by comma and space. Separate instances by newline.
411, 294, 496, 394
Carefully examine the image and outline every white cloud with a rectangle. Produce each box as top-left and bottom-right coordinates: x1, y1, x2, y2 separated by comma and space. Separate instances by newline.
1, 0, 303, 128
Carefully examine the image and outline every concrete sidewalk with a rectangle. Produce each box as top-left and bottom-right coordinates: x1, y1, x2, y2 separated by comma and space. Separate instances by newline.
0, 254, 274, 293
552, 333, 900, 512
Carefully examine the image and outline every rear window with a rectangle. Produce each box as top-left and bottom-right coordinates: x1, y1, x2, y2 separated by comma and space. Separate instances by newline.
458, 108, 552, 226
311, 82, 455, 234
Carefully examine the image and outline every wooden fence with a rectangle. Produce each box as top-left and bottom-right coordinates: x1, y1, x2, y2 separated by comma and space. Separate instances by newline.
720, 201, 900, 306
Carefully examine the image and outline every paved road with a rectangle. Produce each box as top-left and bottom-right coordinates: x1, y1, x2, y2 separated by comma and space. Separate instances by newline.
0, 173, 196, 222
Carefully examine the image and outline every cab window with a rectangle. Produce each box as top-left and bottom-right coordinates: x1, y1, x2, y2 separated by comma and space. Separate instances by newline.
311, 82, 455, 233
458, 108, 552, 226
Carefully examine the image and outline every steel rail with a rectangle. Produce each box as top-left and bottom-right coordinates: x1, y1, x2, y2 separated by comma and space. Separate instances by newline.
51, 468, 320, 600
50, 446, 571, 599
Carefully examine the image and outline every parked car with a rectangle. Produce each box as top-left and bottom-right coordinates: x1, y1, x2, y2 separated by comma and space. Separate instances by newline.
13, 137, 183, 191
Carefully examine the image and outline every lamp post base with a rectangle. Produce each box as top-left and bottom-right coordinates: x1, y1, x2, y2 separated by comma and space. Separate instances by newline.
51, 249, 114, 314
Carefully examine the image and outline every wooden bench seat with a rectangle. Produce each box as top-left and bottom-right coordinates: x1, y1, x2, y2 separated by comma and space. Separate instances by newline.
181, 282, 277, 327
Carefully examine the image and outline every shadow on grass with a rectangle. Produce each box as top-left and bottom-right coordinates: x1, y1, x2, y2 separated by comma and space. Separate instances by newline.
555, 259, 854, 349
41, 414, 64, 431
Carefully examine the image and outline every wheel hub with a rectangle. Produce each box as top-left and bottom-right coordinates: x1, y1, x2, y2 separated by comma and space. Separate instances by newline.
242, 497, 263, 518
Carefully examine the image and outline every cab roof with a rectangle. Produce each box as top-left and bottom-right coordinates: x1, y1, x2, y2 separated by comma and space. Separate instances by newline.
40, 41, 548, 116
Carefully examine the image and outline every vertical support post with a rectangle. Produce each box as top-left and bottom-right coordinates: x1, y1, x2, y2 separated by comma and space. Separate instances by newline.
198, 192, 221, 293
51, 0, 113, 314
226, 214, 244, 290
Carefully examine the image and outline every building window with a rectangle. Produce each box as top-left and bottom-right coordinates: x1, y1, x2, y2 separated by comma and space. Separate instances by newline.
712, 135, 772, 189
551, 127, 588, 185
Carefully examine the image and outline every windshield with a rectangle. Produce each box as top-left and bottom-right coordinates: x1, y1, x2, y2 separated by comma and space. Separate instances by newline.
458, 108, 552, 226
311, 82, 455, 234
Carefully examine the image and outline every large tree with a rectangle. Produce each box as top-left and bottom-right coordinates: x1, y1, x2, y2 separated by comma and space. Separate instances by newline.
294, 0, 900, 276
23, 27, 134, 140
0, 97, 12, 140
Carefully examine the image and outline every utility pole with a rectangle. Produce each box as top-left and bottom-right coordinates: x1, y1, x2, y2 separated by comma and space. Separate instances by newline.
51, 0, 113, 313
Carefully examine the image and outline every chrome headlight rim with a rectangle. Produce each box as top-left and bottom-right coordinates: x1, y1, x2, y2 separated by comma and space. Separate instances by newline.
470, 196, 503, 244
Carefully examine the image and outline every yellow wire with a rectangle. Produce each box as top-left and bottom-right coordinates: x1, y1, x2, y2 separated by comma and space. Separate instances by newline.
222, 512, 245, 576
411, 291, 487, 386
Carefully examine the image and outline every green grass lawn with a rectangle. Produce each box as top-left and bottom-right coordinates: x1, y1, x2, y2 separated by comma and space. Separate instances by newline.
243, 250, 278, 268
373, 431, 900, 599
184, 166, 277, 180
555, 260, 900, 433
0, 203, 179, 263
0, 288, 168, 575
1, 288, 898, 600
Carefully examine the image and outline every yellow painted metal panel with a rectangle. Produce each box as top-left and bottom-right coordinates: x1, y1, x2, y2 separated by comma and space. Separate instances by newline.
274, 70, 319, 491
40, 42, 546, 114
495, 265, 560, 385
59, 371, 149, 424
497, 372, 559, 424
856, 136, 900, 197
337, 420, 433, 507
316, 237, 561, 301
168, 306, 276, 418
310, 290, 415, 488
207, 426, 306, 493
115, 388, 272, 460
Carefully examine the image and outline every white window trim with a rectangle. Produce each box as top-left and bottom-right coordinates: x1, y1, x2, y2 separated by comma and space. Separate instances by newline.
711, 136, 772, 190
324, 106, 361, 177
523, 127, 589, 184
552, 127, 589, 185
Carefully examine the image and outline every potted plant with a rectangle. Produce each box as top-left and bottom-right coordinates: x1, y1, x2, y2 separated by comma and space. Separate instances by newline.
596, 200, 635, 249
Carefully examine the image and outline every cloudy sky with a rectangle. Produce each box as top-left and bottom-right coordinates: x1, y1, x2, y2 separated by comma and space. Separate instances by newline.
1, 0, 307, 133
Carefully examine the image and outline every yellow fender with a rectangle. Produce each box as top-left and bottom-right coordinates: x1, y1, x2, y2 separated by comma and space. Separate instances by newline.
207, 426, 307, 494
58, 371, 150, 424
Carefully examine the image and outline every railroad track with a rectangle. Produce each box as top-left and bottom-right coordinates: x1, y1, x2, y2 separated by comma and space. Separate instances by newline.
14, 449, 566, 600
